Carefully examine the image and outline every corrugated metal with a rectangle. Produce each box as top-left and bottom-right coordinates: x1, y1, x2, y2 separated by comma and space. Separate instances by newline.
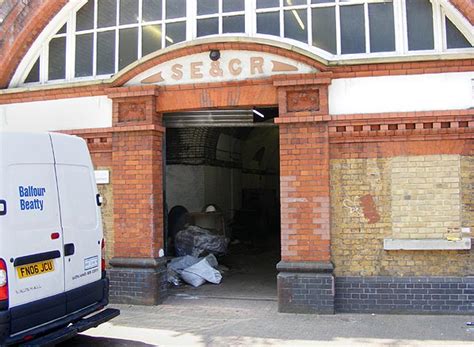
163, 110, 272, 128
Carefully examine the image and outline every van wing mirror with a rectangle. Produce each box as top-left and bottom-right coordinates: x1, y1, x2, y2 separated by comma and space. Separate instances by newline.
0, 200, 6, 216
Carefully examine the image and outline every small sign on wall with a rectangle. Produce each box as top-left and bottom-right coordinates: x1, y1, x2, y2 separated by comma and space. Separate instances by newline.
94, 170, 109, 184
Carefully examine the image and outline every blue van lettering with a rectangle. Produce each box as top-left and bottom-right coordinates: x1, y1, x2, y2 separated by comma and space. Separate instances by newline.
19, 186, 46, 198
20, 199, 44, 211
18, 186, 46, 211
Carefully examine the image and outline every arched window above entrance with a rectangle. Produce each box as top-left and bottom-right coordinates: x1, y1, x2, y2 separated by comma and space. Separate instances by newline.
11, 0, 474, 87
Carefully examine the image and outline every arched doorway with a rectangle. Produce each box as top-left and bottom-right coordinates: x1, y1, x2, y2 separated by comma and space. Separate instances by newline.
163, 109, 281, 299
106, 41, 333, 313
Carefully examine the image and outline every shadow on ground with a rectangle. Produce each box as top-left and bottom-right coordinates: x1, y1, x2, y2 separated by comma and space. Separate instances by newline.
58, 335, 155, 346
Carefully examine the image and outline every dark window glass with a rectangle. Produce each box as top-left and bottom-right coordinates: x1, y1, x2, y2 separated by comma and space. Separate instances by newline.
284, 9, 307, 43
165, 21, 186, 46
166, 0, 186, 19
257, 0, 279, 9
57, 24, 67, 35
257, 12, 280, 36
75, 33, 93, 77
283, 0, 306, 6
119, 28, 138, 70
98, 0, 117, 28
25, 58, 40, 83
311, 0, 334, 3
76, 0, 94, 31
48, 37, 66, 80
223, 0, 244, 12
340, 5, 365, 54
223, 15, 245, 33
369, 3, 395, 52
197, 0, 218, 16
120, 0, 139, 25
406, 0, 434, 51
197, 17, 219, 37
142, 24, 163, 56
446, 17, 471, 49
312, 7, 336, 54
143, 0, 162, 22
97, 31, 116, 74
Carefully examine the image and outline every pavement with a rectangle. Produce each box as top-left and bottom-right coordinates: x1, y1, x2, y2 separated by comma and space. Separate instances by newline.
61, 247, 474, 346
63, 294, 474, 346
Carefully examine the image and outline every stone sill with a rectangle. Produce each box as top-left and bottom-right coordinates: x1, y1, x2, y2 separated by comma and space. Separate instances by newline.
383, 238, 471, 250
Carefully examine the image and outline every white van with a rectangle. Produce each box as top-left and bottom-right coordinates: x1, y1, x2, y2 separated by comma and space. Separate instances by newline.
0, 132, 119, 346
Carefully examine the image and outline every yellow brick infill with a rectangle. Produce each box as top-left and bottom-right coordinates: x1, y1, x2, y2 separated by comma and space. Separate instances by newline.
391, 155, 461, 239
97, 167, 114, 264
330, 155, 474, 277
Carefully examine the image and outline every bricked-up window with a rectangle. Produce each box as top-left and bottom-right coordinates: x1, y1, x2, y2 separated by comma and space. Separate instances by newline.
391, 155, 462, 239
16, 0, 473, 86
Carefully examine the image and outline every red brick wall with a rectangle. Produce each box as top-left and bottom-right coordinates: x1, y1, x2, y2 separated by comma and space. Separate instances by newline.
106, 86, 165, 259
112, 129, 164, 258
0, 0, 469, 267
450, 0, 474, 24
279, 122, 331, 262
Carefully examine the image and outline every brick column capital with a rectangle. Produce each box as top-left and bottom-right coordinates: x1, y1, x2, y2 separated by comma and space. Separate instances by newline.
106, 85, 160, 99
273, 72, 333, 88
107, 85, 162, 128
275, 73, 331, 122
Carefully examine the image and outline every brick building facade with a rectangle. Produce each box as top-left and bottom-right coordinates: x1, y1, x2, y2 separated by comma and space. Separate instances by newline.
0, 0, 473, 314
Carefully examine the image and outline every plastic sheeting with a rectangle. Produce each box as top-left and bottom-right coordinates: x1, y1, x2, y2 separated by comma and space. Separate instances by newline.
175, 225, 229, 257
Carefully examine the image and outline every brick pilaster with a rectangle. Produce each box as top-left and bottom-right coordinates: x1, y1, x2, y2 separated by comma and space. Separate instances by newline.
278, 121, 331, 262
275, 77, 334, 313
111, 128, 164, 258
107, 86, 167, 305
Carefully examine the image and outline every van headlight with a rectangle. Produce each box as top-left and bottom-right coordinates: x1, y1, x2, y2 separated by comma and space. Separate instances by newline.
0, 270, 6, 287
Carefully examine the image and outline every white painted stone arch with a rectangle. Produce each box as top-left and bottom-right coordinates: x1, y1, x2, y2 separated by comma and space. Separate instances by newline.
8, 0, 474, 88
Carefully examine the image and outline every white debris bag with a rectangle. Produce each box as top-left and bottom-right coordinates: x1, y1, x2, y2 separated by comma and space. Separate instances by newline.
167, 255, 201, 286
180, 257, 222, 287
168, 255, 201, 272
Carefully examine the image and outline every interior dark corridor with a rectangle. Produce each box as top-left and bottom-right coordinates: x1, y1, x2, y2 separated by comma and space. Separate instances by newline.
164, 109, 280, 300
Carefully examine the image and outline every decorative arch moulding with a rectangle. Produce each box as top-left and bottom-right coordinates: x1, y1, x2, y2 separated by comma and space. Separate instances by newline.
122, 48, 323, 88
5, 0, 473, 89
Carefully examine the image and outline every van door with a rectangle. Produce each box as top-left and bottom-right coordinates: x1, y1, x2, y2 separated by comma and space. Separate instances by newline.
0, 133, 65, 308
50, 134, 102, 292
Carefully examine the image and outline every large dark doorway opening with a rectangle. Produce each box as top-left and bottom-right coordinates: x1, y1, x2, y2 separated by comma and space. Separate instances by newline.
164, 108, 280, 300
